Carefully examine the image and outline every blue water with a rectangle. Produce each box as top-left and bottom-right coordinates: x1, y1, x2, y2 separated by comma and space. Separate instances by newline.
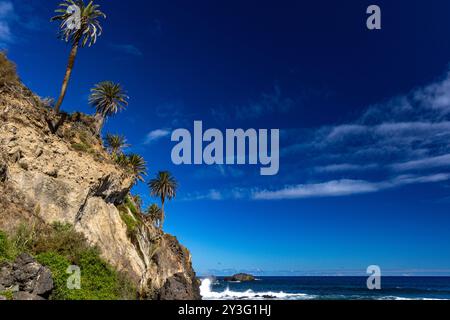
200, 277, 450, 300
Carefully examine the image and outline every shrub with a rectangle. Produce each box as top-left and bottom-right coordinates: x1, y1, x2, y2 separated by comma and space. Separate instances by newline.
36, 249, 136, 300
0, 289, 14, 300
11, 222, 38, 255
35, 252, 72, 300
119, 208, 139, 237
32, 222, 90, 263
0, 231, 13, 262
124, 196, 139, 216
71, 142, 91, 153
3, 223, 137, 300
0, 52, 19, 88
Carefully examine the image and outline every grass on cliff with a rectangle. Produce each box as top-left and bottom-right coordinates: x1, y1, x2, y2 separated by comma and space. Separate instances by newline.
0, 51, 20, 88
0, 223, 137, 300
118, 196, 144, 239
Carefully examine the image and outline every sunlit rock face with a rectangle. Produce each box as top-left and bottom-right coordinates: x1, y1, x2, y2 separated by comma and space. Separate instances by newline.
0, 80, 200, 300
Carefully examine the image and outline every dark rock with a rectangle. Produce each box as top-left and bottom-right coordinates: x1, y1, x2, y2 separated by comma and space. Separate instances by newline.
158, 273, 201, 300
0, 253, 53, 299
0, 161, 7, 182
0, 263, 15, 288
224, 273, 255, 282
13, 291, 45, 301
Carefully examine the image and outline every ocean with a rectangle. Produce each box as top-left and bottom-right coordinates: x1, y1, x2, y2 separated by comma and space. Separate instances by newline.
200, 277, 450, 300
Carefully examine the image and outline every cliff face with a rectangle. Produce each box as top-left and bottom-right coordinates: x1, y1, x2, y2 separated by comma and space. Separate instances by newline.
0, 84, 200, 300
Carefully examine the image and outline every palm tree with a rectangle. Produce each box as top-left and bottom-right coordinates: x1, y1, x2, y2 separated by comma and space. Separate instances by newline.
115, 153, 129, 167
148, 171, 178, 229
127, 154, 147, 184
52, 0, 106, 113
89, 81, 129, 135
105, 134, 129, 156
146, 204, 162, 228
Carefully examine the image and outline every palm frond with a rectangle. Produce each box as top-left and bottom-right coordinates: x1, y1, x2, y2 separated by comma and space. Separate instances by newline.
89, 81, 129, 117
104, 133, 129, 155
148, 171, 178, 201
52, 0, 106, 47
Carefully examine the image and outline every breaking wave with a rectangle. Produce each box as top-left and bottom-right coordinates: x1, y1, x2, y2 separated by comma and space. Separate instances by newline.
200, 278, 314, 300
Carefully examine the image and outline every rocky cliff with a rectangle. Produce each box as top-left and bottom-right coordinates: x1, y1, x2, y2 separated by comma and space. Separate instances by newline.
0, 66, 200, 300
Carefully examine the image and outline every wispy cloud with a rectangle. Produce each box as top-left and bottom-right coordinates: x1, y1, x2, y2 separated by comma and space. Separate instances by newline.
314, 163, 379, 173
144, 129, 171, 144
282, 70, 450, 178
0, 1, 47, 47
390, 154, 450, 172
181, 189, 224, 201
252, 173, 450, 200
109, 44, 143, 56
0, 1, 14, 46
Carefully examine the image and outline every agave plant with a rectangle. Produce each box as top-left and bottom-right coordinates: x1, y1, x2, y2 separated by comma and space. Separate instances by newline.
104, 134, 129, 156
148, 171, 178, 229
52, 0, 106, 113
89, 81, 129, 135
127, 154, 147, 184
146, 204, 163, 228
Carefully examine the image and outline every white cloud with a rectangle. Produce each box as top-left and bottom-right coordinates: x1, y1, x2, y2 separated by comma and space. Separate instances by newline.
0, 1, 14, 45
252, 173, 450, 200
282, 69, 450, 182
314, 163, 379, 173
390, 154, 450, 172
145, 129, 171, 144
181, 189, 224, 201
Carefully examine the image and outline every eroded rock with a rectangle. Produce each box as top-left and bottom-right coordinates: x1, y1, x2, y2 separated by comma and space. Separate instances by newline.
0, 253, 53, 300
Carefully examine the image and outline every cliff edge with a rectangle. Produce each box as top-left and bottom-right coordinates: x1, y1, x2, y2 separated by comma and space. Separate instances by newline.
0, 57, 200, 300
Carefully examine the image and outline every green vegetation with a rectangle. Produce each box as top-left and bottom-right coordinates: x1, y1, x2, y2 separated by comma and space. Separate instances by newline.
36, 249, 135, 300
0, 51, 20, 89
89, 81, 129, 134
124, 196, 139, 216
146, 204, 163, 229
51, 0, 106, 113
105, 134, 129, 156
0, 223, 136, 300
119, 210, 139, 238
127, 154, 147, 184
118, 196, 144, 239
71, 142, 91, 153
0, 230, 14, 262
113, 153, 147, 185
148, 171, 178, 229
0, 289, 13, 300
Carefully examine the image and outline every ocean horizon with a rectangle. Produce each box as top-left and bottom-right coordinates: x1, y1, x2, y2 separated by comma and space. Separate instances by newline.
200, 276, 450, 300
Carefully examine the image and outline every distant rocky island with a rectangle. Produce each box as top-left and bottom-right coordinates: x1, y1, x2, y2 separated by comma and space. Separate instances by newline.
224, 273, 256, 282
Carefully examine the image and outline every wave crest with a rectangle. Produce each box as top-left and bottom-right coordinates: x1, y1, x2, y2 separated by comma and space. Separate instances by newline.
200, 278, 313, 300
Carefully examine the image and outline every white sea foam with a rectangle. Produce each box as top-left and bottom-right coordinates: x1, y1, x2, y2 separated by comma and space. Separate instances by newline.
200, 278, 314, 300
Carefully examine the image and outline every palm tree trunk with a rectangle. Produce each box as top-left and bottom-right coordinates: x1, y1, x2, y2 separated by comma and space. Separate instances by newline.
54, 42, 79, 113
160, 197, 165, 230
94, 112, 105, 135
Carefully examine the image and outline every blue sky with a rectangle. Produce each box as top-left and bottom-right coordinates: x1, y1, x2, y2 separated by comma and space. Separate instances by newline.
2, 0, 450, 276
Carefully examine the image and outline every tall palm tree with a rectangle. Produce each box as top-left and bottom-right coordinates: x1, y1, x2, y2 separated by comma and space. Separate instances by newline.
146, 204, 162, 228
52, 0, 106, 113
148, 171, 178, 229
89, 81, 129, 134
105, 134, 129, 156
127, 154, 147, 185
